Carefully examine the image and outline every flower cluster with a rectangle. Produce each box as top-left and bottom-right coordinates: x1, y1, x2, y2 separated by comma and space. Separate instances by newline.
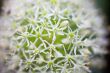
10, 0, 102, 73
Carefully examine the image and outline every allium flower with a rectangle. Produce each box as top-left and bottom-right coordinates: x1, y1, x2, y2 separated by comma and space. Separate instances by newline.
9, 0, 104, 73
